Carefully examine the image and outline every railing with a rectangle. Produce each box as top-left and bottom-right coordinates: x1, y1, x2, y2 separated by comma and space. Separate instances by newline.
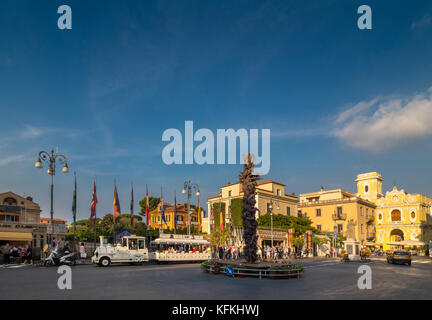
366, 215, 374, 224
205, 264, 304, 279
332, 213, 347, 221
0, 205, 21, 213
300, 197, 362, 206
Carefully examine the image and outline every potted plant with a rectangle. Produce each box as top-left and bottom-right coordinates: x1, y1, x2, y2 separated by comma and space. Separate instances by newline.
200, 260, 211, 273
340, 249, 349, 261
212, 264, 220, 274
360, 250, 370, 260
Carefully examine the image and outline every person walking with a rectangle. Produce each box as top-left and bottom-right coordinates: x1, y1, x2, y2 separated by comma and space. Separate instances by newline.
257, 247, 262, 261
218, 245, 224, 260
1, 242, 12, 265
79, 242, 86, 264
21, 244, 32, 264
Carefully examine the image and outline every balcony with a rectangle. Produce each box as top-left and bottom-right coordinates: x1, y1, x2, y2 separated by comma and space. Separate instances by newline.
366, 232, 376, 241
332, 213, 347, 221
0, 205, 21, 214
366, 215, 374, 224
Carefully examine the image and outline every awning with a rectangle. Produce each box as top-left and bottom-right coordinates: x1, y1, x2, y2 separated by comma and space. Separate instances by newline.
386, 240, 425, 246
0, 232, 33, 241
153, 238, 209, 245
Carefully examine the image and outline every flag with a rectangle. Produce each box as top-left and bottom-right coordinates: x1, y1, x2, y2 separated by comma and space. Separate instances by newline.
161, 187, 168, 229
113, 181, 121, 219
228, 204, 233, 232
197, 198, 201, 232
145, 185, 150, 226
90, 177, 97, 220
174, 191, 178, 230
130, 182, 134, 226
219, 200, 224, 231
72, 172, 77, 220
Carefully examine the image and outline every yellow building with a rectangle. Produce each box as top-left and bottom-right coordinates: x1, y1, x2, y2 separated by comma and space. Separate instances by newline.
299, 187, 376, 242
356, 172, 432, 250
149, 202, 201, 231
204, 179, 298, 234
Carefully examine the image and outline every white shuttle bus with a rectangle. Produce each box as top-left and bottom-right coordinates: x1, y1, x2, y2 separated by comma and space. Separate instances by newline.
92, 235, 149, 266
149, 234, 211, 263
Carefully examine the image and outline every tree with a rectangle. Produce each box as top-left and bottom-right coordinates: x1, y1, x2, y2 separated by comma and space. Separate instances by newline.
239, 154, 259, 264
313, 236, 329, 246
138, 197, 160, 217
257, 214, 320, 234
210, 229, 231, 246
291, 236, 304, 248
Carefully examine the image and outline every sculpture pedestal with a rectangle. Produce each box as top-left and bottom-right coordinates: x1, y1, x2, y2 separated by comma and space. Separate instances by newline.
343, 239, 361, 261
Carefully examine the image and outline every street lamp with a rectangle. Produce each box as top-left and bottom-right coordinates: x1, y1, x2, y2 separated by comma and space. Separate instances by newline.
268, 197, 280, 248
35, 147, 69, 241
182, 180, 200, 235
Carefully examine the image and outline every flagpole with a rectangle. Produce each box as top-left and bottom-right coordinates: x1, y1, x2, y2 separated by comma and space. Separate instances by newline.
73, 171, 77, 243
93, 176, 97, 250
113, 179, 116, 244
160, 187, 163, 234
145, 184, 149, 246
130, 181, 134, 228
174, 190, 176, 235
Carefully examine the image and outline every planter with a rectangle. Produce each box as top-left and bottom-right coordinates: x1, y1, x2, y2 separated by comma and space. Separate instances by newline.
212, 265, 220, 274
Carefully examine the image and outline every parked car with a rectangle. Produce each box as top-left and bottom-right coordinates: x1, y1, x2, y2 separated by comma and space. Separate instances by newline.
387, 251, 411, 266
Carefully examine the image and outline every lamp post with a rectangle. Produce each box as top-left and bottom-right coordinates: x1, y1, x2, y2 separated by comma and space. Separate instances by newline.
268, 197, 280, 248
182, 180, 200, 235
35, 147, 69, 242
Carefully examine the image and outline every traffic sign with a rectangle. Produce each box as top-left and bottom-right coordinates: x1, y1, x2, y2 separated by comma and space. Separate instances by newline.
225, 266, 234, 276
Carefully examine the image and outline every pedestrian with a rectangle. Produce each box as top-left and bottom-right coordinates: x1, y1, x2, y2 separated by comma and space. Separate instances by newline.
21, 244, 32, 264
12, 246, 19, 257
218, 245, 224, 260
1, 242, 12, 265
79, 242, 86, 263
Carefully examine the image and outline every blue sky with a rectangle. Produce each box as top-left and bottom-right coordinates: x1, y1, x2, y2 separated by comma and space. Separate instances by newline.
1, 0, 432, 223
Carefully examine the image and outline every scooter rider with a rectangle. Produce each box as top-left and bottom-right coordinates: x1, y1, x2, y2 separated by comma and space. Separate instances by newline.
63, 242, 71, 254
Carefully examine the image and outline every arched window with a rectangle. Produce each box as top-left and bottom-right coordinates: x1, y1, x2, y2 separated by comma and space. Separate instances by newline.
2, 197, 17, 206
391, 210, 401, 222
365, 185, 369, 193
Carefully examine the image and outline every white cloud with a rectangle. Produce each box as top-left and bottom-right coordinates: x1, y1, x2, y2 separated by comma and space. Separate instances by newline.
335, 98, 380, 124
411, 15, 432, 30
20, 125, 48, 139
332, 88, 432, 152
272, 128, 327, 138
0, 154, 29, 166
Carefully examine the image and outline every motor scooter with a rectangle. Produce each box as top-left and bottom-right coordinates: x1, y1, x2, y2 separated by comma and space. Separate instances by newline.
44, 247, 76, 266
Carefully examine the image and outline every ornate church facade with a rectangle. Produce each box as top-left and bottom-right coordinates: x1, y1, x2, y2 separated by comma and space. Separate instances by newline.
356, 172, 432, 250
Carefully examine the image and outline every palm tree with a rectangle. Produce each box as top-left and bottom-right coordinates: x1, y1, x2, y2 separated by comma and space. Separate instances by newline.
239, 154, 260, 263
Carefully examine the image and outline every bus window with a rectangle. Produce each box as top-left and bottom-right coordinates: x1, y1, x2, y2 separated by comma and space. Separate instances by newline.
139, 240, 145, 249
129, 240, 137, 250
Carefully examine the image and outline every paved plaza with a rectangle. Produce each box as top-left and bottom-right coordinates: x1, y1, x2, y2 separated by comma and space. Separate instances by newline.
1, 257, 432, 299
